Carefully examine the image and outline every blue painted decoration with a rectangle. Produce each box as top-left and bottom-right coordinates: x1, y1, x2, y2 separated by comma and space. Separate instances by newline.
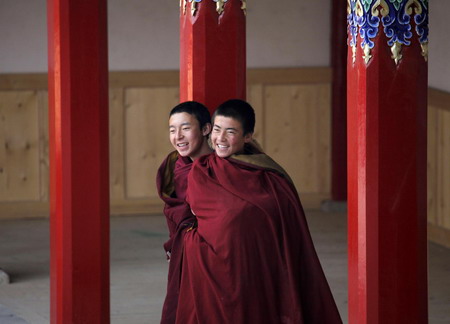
347, 0, 429, 64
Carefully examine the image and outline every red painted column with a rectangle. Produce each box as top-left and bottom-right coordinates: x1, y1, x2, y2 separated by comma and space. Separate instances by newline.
331, 0, 348, 201
180, 0, 246, 114
47, 0, 110, 323
347, 1, 428, 323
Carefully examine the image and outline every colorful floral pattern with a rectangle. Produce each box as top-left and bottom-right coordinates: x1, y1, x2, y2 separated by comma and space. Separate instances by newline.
348, 0, 429, 64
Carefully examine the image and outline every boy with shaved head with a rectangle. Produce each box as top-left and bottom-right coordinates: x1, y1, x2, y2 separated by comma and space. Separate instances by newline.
156, 101, 212, 324
176, 99, 342, 323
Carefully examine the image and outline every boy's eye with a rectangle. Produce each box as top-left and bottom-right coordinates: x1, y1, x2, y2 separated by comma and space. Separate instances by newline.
182, 127, 190, 131
169, 129, 175, 134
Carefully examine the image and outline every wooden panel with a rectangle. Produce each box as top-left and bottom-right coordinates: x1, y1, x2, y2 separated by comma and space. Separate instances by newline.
111, 198, 164, 216
0, 74, 48, 90
109, 88, 126, 200
428, 88, 450, 112
427, 105, 438, 225
427, 89, 450, 246
0, 202, 49, 219
109, 71, 179, 88
0, 91, 40, 201
428, 222, 450, 250
437, 108, 450, 229
0, 68, 332, 91
247, 84, 265, 148
125, 87, 179, 199
248, 67, 331, 85
264, 84, 331, 194
38, 91, 49, 202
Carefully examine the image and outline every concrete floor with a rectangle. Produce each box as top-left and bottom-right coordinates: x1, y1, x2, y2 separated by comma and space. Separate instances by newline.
0, 211, 449, 323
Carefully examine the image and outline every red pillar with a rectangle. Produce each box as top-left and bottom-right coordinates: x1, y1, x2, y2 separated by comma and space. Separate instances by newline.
347, 1, 428, 323
330, 0, 348, 201
47, 0, 110, 323
180, 0, 246, 114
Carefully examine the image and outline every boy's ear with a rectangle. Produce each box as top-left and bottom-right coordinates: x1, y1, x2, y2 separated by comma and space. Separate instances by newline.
202, 123, 212, 136
244, 132, 253, 143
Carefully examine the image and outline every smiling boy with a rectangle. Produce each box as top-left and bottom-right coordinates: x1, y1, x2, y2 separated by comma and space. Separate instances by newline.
168, 107, 212, 160
211, 114, 252, 157
156, 101, 212, 324
175, 99, 342, 324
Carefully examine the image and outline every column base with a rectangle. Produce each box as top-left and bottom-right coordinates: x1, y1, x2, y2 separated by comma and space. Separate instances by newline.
320, 199, 347, 213
0, 268, 10, 285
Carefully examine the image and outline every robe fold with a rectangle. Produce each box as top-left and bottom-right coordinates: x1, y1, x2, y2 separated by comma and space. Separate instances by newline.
176, 153, 342, 324
157, 151, 196, 324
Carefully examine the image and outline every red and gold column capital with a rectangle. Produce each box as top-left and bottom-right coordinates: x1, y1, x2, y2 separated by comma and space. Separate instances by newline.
347, 0, 428, 323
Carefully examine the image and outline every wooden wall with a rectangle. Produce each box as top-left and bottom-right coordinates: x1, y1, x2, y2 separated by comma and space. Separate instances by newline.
427, 88, 450, 248
1, 69, 449, 248
0, 67, 331, 219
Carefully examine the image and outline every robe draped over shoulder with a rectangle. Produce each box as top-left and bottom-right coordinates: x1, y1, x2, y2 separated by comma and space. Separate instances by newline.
156, 151, 196, 324
176, 153, 342, 324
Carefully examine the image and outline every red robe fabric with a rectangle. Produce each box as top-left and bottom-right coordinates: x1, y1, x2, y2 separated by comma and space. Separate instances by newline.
156, 151, 196, 324
176, 153, 342, 324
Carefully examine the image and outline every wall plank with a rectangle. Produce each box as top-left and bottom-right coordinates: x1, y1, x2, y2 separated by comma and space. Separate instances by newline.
0, 91, 40, 201
247, 84, 265, 147
437, 109, 450, 230
38, 91, 49, 202
0, 69, 332, 91
109, 88, 126, 201
264, 84, 331, 194
125, 87, 178, 199
427, 105, 438, 225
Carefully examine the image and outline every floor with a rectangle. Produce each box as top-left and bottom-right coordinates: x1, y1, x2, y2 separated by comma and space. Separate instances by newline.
0, 211, 449, 324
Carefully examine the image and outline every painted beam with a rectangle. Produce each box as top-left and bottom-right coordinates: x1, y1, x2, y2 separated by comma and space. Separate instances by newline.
180, 0, 246, 113
347, 1, 428, 323
47, 0, 110, 323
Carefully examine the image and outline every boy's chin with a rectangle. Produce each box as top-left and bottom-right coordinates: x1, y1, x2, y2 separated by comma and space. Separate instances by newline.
215, 151, 232, 158
176, 150, 190, 157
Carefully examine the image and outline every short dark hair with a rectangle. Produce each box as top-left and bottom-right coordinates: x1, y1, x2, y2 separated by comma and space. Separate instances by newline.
169, 101, 211, 129
213, 99, 255, 135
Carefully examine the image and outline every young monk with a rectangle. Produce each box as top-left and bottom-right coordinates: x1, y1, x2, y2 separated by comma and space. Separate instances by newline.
176, 99, 342, 323
156, 101, 212, 324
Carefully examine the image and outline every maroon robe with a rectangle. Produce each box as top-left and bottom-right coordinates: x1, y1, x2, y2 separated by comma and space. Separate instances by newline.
176, 152, 342, 324
156, 151, 196, 324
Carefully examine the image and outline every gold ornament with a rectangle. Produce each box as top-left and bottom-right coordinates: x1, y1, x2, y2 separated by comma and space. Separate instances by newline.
241, 0, 247, 16
181, 0, 187, 15
356, 0, 364, 17
371, 0, 389, 17
363, 43, 372, 64
391, 41, 403, 65
420, 42, 428, 62
405, 0, 422, 16
216, 0, 226, 15
191, 1, 198, 16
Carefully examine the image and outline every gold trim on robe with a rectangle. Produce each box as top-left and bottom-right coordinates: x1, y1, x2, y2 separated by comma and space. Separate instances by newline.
161, 151, 179, 198
230, 144, 294, 185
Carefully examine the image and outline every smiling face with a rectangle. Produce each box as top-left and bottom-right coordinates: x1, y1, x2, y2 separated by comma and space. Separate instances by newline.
169, 112, 210, 160
211, 115, 252, 158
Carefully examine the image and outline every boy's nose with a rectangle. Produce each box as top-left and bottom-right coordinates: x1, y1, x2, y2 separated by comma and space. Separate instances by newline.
217, 132, 226, 142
